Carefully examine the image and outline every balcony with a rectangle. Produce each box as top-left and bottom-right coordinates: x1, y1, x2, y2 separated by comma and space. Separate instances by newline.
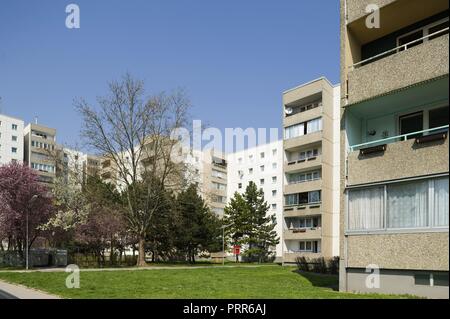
283, 252, 322, 263
348, 126, 449, 185
284, 104, 323, 128
284, 131, 322, 151
347, 32, 449, 105
284, 179, 321, 195
284, 155, 322, 173
284, 228, 322, 240
283, 203, 321, 218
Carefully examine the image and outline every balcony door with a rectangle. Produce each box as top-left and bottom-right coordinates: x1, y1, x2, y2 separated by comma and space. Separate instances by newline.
399, 111, 423, 139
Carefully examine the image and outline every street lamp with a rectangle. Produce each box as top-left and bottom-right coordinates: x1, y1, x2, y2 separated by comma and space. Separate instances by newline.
221, 223, 232, 266
26, 194, 39, 270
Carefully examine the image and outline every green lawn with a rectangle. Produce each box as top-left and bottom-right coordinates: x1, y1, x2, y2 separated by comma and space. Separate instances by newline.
0, 265, 412, 299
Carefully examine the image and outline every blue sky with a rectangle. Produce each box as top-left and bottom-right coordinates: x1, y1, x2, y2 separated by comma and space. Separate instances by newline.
0, 0, 340, 149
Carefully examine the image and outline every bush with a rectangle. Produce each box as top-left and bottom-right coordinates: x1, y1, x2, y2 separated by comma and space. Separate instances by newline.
295, 256, 340, 274
295, 256, 310, 272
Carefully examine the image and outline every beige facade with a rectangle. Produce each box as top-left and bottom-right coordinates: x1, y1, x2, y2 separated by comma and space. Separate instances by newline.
23, 123, 57, 185
340, 0, 449, 298
282, 77, 340, 263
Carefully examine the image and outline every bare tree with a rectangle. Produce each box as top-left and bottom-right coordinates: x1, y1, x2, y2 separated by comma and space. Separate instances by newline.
75, 74, 190, 266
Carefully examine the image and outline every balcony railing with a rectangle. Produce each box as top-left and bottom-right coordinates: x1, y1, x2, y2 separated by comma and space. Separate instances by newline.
349, 125, 449, 152
349, 27, 449, 71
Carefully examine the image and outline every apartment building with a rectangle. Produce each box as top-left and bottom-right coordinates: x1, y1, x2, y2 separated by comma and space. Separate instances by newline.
189, 149, 228, 218
226, 140, 284, 261
60, 148, 101, 185
282, 77, 340, 264
24, 122, 57, 185
340, 0, 449, 298
0, 114, 24, 165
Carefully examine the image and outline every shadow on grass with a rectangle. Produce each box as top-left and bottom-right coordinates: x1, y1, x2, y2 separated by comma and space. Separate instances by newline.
292, 269, 339, 291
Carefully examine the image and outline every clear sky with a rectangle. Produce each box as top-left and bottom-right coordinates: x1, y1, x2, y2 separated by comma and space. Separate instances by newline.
0, 0, 340, 150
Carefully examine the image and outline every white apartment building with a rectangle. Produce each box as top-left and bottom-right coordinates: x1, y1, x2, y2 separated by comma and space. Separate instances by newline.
226, 140, 284, 261
0, 114, 24, 165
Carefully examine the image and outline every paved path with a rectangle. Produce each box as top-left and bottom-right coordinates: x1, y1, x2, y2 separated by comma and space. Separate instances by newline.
0, 280, 60, 299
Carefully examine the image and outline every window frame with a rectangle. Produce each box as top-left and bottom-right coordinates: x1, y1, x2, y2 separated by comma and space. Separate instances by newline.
346, 175, 449, 234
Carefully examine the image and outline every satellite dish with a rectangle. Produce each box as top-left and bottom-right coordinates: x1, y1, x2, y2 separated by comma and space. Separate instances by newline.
285, 107, 293, 115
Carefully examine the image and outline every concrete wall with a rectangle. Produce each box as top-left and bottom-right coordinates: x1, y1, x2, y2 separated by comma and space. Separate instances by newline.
348, 138, 449, 185
346, 268, 449, 299
347, 34, 449, 105
347, 232, 449, 271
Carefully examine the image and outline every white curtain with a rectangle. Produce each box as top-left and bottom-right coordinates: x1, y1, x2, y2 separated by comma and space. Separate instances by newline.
348, 187, 384, 230
387, 180, 428, 228
285, 123, 304, 139
307, 118, 322, 134
434, 177, 449, 227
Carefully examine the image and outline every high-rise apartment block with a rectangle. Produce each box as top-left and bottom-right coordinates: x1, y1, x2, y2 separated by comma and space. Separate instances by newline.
340, 0, 449, 298
0, 114, 24, 165
282, 78, 340, 263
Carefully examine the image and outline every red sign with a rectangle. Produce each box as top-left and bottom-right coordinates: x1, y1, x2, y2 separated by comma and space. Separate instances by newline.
233, 245, 241, 255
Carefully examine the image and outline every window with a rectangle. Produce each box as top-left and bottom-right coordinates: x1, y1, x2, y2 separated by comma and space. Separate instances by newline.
397, 17, 449, 51
272, 163, 277, 169
306, 118, 322, 134
238, 183, 242, 189
298, 241, 319, 253
260, 152, 265, 159
11, 147, 17, 154
272, 190, 277, 197
260, 179, 265, 185
271, 204, 277, 210
12, 136, 18, 142
414, 274, 430, 286
434, 273, 449, 287
272, 176, 277, 183
348, 187, 384, 230
285, 191, 320, 206
260, 165, 265, 172
398, 30, 424, 51
429, 106, 449, 130
288, 170, 321, 184
348, 177, 449, 231
399, 111, 423, 139
12, 124, 18, 130
284, 123, 304, 139
308, 191, 321, 203
249, 168, 253, 174
388, 180, 428, 228
212, 182, 226, 191
428, 20, 449, 40
272, 149, 277, 156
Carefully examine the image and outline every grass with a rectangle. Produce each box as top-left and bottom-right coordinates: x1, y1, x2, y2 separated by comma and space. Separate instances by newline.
0, 265, 413, 299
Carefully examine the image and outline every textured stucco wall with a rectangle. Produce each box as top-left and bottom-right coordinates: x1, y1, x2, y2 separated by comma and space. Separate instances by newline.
347, 232, 449, 271
347, 34, 449, 105
348, 138, 449, 186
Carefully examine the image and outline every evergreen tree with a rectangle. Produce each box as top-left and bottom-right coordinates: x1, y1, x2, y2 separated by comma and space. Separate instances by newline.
224, 181, 279, 263
175, 184, 222, 263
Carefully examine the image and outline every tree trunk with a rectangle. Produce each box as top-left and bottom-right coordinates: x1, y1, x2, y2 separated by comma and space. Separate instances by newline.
137, 237, 146, 267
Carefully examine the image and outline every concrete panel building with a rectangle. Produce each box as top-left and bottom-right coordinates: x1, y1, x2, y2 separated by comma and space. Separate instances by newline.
339, 0, 449, 298
188, 148, 228, 218
282, 77, 340, 263
0, 114, 24, 165
23, 122, 57, 185
226, 140, 284, 261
